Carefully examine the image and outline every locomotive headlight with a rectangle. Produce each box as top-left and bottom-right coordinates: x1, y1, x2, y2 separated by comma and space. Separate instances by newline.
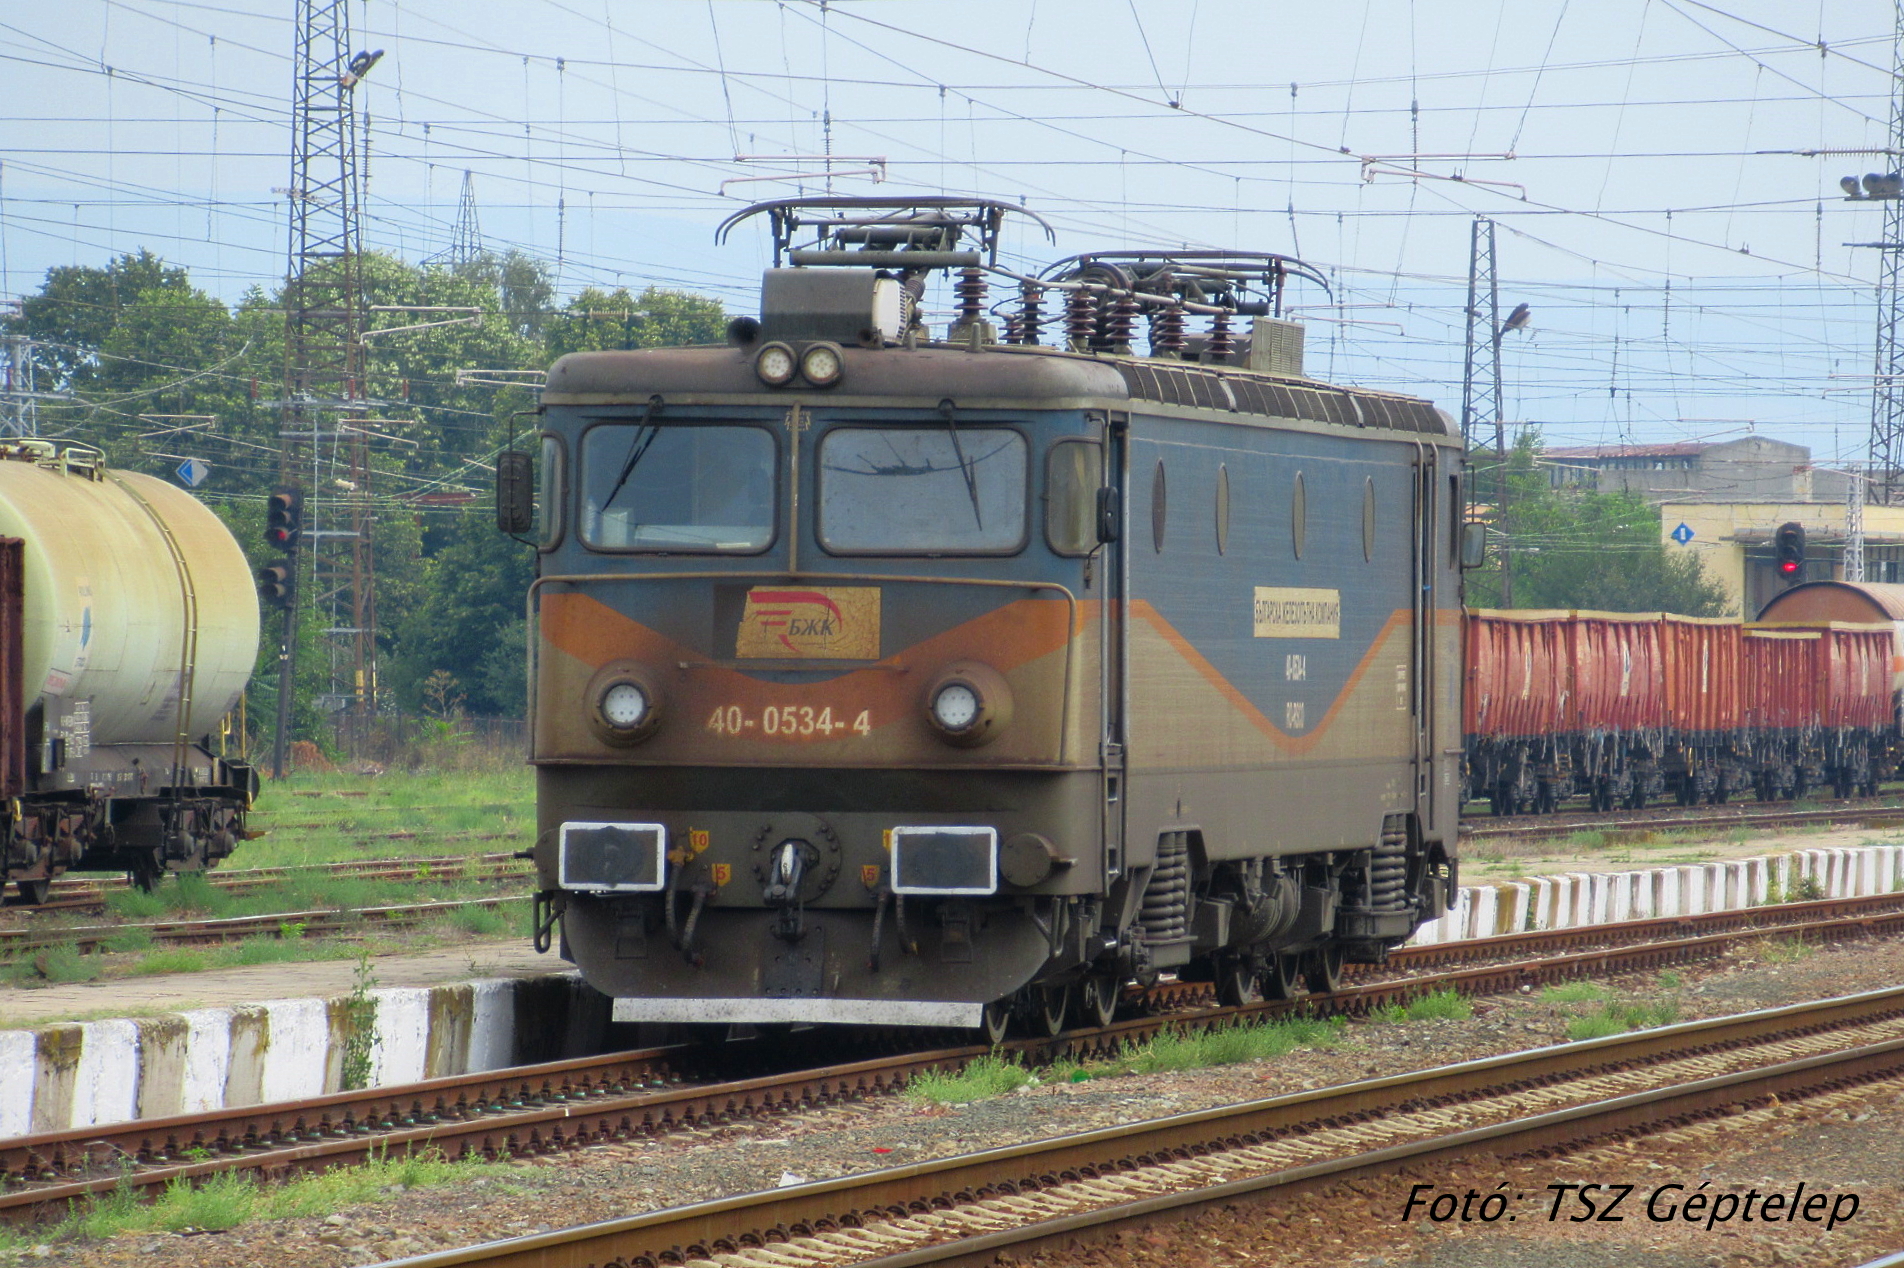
922, 661, 1013, 748
586, 661, 664, 746
601, 681, 649, 729
754, 341, 797, 387
931, 683, 980, 732
799, 341, 844, 387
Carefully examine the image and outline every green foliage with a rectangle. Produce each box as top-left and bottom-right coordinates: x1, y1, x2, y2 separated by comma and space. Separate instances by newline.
1539, 980, 1611, 1003
1467, 433, 1732, 615
339, 951, 380, 1092
905, 1054, 1037, 1104
5, 247, 726, 737
1119, 1015, 1344, 1073
1565, 999, 1679, 1042
1401, 988, 1472, 1021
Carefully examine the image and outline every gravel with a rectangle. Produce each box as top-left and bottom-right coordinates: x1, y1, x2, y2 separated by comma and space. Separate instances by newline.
13, 932, 1904, 1268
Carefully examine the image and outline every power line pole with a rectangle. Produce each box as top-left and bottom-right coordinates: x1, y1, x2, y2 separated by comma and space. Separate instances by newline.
449, 170, 483, 265
279, 1, 382, 772
1870, 1, 1904, 504
0, 334, 39, 437
1461, 217, 1512, 603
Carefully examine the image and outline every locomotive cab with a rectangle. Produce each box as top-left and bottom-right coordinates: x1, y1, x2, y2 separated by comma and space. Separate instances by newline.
517, 198, 1461, 1037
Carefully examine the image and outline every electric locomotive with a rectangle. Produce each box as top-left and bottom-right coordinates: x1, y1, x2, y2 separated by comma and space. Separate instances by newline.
504, 197, 1465, 1038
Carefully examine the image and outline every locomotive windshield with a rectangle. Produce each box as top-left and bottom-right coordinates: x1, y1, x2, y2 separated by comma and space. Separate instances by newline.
818, 426, 1027, 554
579, 423, 776, 552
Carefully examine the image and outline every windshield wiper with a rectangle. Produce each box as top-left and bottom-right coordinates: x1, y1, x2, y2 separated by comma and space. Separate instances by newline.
602, 395, 664, 510
937, 397, 983, 530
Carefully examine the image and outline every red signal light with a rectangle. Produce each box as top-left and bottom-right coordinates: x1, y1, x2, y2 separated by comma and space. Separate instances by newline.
1779, 559, 1799, 574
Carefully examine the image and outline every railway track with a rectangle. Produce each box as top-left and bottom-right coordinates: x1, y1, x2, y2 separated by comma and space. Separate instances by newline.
1462, 795, 1904, 843
379, 985, 1904, 1268
7, 888, 1904, 1226
5, 852, 531, 917
0, 895, 530, 954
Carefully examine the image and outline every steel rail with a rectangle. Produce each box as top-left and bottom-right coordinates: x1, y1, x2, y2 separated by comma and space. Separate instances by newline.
372, 986, 1904, 1268
0, 896, 529, 953
1463, 797, 1904, 842
9, 896, 1904, 1227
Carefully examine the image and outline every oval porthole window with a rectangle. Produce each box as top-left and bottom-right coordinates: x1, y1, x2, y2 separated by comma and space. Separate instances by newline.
1291, 471, 1307, 559
1362, 476, 1376, 562
1215, 464, 1231, 555
1151, 459, 1168, 553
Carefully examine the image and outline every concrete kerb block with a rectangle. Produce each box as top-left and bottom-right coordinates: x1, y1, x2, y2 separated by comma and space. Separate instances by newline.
1857, 846, 1879, 897
1608, 874, 1632, 924
0, 1030, 35, 1137
180, 1008, 234, 1115
366, 988, 433, 1089
1471, 887, 1499, 941
1679, 865, 1702, 914
1530, 878, 1555, 931
1503, 883, 1532, 936
1658, 868, 1680, 918
70, 1019, 140, 1129
1723, 861, 1750, 911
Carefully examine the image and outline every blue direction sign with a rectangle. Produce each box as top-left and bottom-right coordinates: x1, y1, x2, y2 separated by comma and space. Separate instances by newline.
175, 457, 210, 488
1670, 521, 1694, 546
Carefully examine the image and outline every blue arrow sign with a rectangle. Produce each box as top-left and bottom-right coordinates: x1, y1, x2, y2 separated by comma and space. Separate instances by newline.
175, 457, 210, 488
1670, 521, 1694, 546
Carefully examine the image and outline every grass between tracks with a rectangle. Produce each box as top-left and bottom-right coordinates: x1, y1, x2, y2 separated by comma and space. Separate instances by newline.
238, 766, 535, 867
0, 1148, 543, 1253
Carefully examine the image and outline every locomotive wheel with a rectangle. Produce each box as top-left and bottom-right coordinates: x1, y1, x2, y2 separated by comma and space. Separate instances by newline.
1075, 974, 1119, 1029
1258, 951, 1296, 1001
14, 878, 50, 906
979, 999, 1012, 1046
1301, 943, 1345, 995
1029, 984, 1070, 1038
1214, 956, 1262, 1007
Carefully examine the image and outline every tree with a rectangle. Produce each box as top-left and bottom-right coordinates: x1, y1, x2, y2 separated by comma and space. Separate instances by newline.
1467, 434, 1731, 616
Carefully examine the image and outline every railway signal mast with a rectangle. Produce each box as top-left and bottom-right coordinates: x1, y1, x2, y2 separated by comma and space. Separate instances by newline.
280, 0, 383, 760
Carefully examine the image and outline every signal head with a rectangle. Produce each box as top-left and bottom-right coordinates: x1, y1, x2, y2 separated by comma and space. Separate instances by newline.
265, 486, 304, 552
256, 562, 294, 609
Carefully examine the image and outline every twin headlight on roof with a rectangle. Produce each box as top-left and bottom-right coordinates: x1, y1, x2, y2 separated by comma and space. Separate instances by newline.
584, 659, 1010, 748
753, 340, 845, 389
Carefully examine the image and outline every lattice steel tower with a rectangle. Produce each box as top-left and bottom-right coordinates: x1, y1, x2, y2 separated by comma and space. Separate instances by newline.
1461, 217, 1513, 601
448, 170, 483, 266
1872, 2, 1904, 504
281, 1, 382, 723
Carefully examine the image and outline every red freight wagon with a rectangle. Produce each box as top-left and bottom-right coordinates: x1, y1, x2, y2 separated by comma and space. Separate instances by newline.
1569, 612, 1666, 736
1660, 615, 1741, 735
1464, 610, 1575, 741
1739, 628, 1817, 731
1818, 624, 1893, 731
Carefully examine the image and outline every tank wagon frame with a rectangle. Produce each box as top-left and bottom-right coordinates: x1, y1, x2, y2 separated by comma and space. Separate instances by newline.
0, 442, 259, 903
507, 197, 1466, 1037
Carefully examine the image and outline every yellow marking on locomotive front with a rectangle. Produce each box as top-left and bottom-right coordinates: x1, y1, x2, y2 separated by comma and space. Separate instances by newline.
688, 828, 710, 855
705, 703, 874, 739
860, 864, 881, 888
711, 862, 732, 887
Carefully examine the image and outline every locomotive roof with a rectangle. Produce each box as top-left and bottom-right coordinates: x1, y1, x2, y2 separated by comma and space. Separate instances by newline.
543, 341, 1452, 438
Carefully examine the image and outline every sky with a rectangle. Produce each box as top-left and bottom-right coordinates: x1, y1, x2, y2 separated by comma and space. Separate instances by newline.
2, 0, 1900, 465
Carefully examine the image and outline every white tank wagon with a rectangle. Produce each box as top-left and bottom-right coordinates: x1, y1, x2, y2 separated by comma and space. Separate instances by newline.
0, 442, 260, 902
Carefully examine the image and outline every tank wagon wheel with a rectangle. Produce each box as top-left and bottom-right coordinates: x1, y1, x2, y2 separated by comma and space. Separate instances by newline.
1213, 955, 1262, 1008
1301, 944, 1345, 995
1075, 973, 1119, 1029
1029, 984, 1071, 1038
1257, 952, 1297, 1001
979, 1000, 1012, 1046
14, 879, 50, 906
